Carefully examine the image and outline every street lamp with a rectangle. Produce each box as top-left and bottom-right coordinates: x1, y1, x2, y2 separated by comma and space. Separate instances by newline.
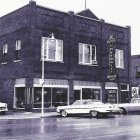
41, 33, 55, 118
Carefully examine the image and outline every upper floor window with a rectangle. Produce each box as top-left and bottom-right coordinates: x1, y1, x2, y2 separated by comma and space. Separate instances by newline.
115, 49, 124, 68
41, 37, 63, 62
2, 44, 8, 64
15, 40, 21, 61
79, 43, 97, 65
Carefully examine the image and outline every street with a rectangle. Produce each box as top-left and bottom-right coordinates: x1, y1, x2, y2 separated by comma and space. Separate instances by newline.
0, 114, 140, 140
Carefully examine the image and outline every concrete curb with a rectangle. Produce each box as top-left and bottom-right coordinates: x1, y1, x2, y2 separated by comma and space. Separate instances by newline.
0, 111, 58, 120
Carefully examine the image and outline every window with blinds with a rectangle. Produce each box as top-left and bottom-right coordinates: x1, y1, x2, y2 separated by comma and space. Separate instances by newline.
2, 44, 8, 63
15, 40, 21, 61
41, 37, 63, 62
115, 49, 124, 68
79, 43, 97, 65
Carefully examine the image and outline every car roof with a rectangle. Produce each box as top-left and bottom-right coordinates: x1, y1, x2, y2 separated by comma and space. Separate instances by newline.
75, 99, 102, 102
131, 98, 140, 100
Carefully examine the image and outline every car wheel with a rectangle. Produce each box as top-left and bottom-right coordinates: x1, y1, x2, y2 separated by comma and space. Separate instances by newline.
90, 110, 98, 117
120, 108, 127, 115
0, 111, 5, 115
61, 110, 68, 117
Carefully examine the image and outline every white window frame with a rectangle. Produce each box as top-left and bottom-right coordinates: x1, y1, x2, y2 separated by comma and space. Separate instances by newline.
2, 44, 8, 64
79, 43, 97, 65
115, 49, 124, 68
41, 37, 63, 62
15, 40, 21, 50
120, 84, 129, 91
3, 44, 8, 54
14, 40, 22, 62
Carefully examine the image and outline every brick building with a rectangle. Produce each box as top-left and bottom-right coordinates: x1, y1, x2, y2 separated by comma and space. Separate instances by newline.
0, 1, 131, 110
131, 55, 140, 98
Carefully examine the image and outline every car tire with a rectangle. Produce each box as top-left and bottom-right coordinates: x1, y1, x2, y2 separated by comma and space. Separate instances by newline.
90, 110, 98, 117
61, 110, 68, 117
120, 108, 127, 115
0, 111, 5, 115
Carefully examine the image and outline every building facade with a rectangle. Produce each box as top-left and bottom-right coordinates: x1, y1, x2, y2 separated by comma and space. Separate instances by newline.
131, 55, 140, 98
0, 1, 131, 110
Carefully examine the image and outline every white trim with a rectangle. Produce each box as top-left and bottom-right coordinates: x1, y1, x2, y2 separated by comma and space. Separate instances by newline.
117, 89, 119, 103
80, 89, 82, 100
78, 63, 98, 66
67, 87, 70, 105
105, 87, 118, 89
14, 60, 21, 63
74, 85, 101, 90
100, 87, 102, 101
15, 84, 26, 87
1, 62, 7, 65
13, 87, 16, 108
33, 84, 69, 88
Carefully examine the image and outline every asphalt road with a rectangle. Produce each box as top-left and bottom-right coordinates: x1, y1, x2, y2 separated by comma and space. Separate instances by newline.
0, 114, 140, 140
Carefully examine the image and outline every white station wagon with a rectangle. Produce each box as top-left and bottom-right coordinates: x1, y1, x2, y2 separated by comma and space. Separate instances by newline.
0, 102, 8, 115
57, 100, 121, 117
115, 98, 140, 115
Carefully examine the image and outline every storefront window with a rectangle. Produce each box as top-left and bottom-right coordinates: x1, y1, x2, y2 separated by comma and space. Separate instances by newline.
34, 88, 50, 108
33, 87, 68, 108
15, 87, 25, 108
82, 88, 100, 100
52, 88, 68, 107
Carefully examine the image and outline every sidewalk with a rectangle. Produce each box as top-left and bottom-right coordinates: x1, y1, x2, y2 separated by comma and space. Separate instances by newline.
0, 111, 58, 120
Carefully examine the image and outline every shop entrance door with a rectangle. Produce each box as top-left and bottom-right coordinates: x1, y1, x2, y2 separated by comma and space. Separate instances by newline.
74, 90, 81, 101
121, 91, 129, 103
107, 89, 117, 103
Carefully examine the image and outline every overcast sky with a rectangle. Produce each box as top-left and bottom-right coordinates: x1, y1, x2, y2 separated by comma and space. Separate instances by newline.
0, 0, 139, 55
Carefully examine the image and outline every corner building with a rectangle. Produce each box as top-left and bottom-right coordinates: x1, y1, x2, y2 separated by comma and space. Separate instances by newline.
0, 1, 131, 111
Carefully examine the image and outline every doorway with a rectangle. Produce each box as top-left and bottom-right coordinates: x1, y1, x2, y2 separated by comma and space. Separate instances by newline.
106, 89, 117, 103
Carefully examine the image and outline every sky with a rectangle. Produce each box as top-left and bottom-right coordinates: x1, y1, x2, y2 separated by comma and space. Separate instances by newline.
0, 0, 139, 55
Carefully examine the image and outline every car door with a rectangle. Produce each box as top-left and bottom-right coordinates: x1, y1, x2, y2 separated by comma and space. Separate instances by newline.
127, 99, 140, 112
69, 101, 91, 114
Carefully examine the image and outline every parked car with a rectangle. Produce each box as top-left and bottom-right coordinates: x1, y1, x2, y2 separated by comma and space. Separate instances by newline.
0, 102, 8, 115
115, 98, 140, 115
56, 99, 121, 117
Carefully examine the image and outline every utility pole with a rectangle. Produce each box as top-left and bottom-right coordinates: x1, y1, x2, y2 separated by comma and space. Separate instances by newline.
41, 33, 55, 118
41, 38, 45, 118
85, 0, 87, 9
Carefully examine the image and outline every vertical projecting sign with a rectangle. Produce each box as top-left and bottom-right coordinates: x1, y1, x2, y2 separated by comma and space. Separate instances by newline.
107, 35, 117, 81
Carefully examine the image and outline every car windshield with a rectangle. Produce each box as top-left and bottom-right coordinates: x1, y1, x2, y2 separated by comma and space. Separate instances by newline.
73, 100, 92, 105
91, 100, 103, 105
73, 100, 82, 105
